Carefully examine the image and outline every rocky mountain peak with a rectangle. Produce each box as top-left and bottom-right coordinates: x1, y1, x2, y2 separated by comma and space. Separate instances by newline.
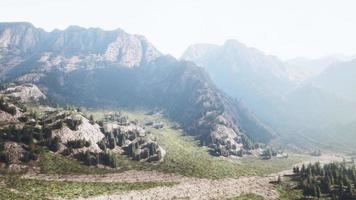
0, 22, 161, 69
0, 22, 45, 53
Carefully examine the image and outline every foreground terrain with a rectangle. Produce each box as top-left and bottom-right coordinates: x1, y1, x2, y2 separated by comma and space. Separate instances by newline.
0, 84, 345, 199
1, 153, 343, 200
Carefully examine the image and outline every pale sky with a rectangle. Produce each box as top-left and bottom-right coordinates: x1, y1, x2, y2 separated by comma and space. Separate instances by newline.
0, 0, 355, 60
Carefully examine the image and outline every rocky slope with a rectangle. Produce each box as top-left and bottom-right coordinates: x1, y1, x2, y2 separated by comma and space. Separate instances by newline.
0, 85, 165, 171
0, 22, 275, 155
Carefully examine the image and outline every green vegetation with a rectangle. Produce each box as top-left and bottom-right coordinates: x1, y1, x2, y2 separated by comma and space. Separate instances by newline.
0, 186, 31, 200
0, 97, 17, 115
153, 127, 304, 178
76, 151, 120, 168
86, 109, 306, 179
276, 177, 304, 200
66, 139, 91, 149
0, 175, 175, 199
291, 162, 356, 199
39, 150, 110, 174
228, 193, 265, 200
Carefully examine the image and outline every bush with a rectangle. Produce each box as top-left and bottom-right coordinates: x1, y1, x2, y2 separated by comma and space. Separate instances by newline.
41, 128, 53, 141
48, 137, 61, 152
65, 118, 82, 131
76, 151, 119, 168
99, 152, 119, 168
61, 147, 73, 156
89, 115, 95, 125
0, 98, 17, 115
21, 151, 38, 163
76, 151, 98, 166
97, 140, 107, 151
66, 139, 91, 149
0, 152, 11, 165
52, 121, 63, 130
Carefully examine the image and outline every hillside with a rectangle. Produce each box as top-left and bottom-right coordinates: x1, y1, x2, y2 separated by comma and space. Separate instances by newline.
0, 83, 305, 200
0, 22, 275, 156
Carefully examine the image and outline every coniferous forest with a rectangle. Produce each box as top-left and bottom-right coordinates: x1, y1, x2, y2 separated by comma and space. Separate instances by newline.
292, 162, 356, 199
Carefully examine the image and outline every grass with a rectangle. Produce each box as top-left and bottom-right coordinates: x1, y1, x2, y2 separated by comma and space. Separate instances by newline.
154, 127, 305, 178
0, 175, 175, 199
86, 108, 306, 179
0, 186, 31, 200
38, 150, 111, 174
228, 193, 265, 200
276, 184, 303, 200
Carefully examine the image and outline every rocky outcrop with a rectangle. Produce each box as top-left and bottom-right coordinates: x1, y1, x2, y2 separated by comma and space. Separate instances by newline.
2, 83, 46, 102
100, 112, 165, 162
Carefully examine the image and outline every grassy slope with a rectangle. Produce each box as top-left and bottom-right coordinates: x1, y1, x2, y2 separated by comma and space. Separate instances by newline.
38, 150, 111, 174
87, 109, 306, 179
228, 193, 265, 200
0, 175, 175, 199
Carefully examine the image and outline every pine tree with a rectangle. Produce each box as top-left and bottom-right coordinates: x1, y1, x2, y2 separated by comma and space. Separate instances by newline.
316, 185, 321, 198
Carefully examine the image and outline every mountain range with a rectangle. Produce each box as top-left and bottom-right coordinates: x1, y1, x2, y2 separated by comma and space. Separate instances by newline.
0, 22, 276, 156
182, 40, 356, 150
1, 21, 355, 152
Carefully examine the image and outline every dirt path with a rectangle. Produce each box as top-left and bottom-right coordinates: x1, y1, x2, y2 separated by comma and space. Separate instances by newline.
23, 170, 279, 200
79, 176, 277, 200
22, 154, 343, 200
22, 170, 189, 183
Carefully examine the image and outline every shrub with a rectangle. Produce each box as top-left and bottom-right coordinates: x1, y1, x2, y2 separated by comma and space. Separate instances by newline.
66, 139, 91, 149
89, 115, 95, 125
61, 147, 73, 156
52, 121, 63, 130
0, 98, 17, 115
21, 151, 38, 163
76, 151, 119, 168
65, 118, 82, 131
97, 140, 107, 151
99, 151, 119, 168
0, 152, 11, 165
48, 137, 61, 152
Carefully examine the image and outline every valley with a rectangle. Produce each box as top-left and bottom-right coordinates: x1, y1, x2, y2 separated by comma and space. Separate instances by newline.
0, 20, 355, 200
0, 89, 343, 199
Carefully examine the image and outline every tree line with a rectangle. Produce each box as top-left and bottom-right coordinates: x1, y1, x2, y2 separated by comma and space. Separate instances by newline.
292, 162, 356, 199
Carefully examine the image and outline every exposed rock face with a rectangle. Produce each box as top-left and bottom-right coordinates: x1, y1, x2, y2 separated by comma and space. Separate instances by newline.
2, 83, 46, 102
0, 22, 276, 155
0, 22, 161, 80
100, 112, 165, 162
50, 113, 104, 152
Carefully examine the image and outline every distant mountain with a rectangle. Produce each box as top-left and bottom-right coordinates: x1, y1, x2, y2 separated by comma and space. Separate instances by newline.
182, 40, 294, 127
286, 55, 355, 78
182, 40, 356, 149
310, 58, 356, 101
284, 55, 356, 83
0, 22, 275, 155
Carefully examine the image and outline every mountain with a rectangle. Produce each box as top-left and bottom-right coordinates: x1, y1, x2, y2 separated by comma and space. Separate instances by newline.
0, 22, 275, 156
182, 40, 294, 128
309, 58, 356, 101
285, 55, 356, 81
182, 40, 356, 149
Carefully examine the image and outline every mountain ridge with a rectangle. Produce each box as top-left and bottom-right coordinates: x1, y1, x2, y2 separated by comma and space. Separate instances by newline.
0, 22, 275, 156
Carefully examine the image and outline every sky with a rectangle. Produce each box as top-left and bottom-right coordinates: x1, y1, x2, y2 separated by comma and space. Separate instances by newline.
0, 0, 355, 60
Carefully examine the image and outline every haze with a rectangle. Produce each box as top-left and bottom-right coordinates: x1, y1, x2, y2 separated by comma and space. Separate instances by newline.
1, 0, 356, 60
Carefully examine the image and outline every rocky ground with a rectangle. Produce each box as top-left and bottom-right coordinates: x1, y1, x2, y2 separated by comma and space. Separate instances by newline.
20, 154, 344, 200
24, 170, 279, 200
